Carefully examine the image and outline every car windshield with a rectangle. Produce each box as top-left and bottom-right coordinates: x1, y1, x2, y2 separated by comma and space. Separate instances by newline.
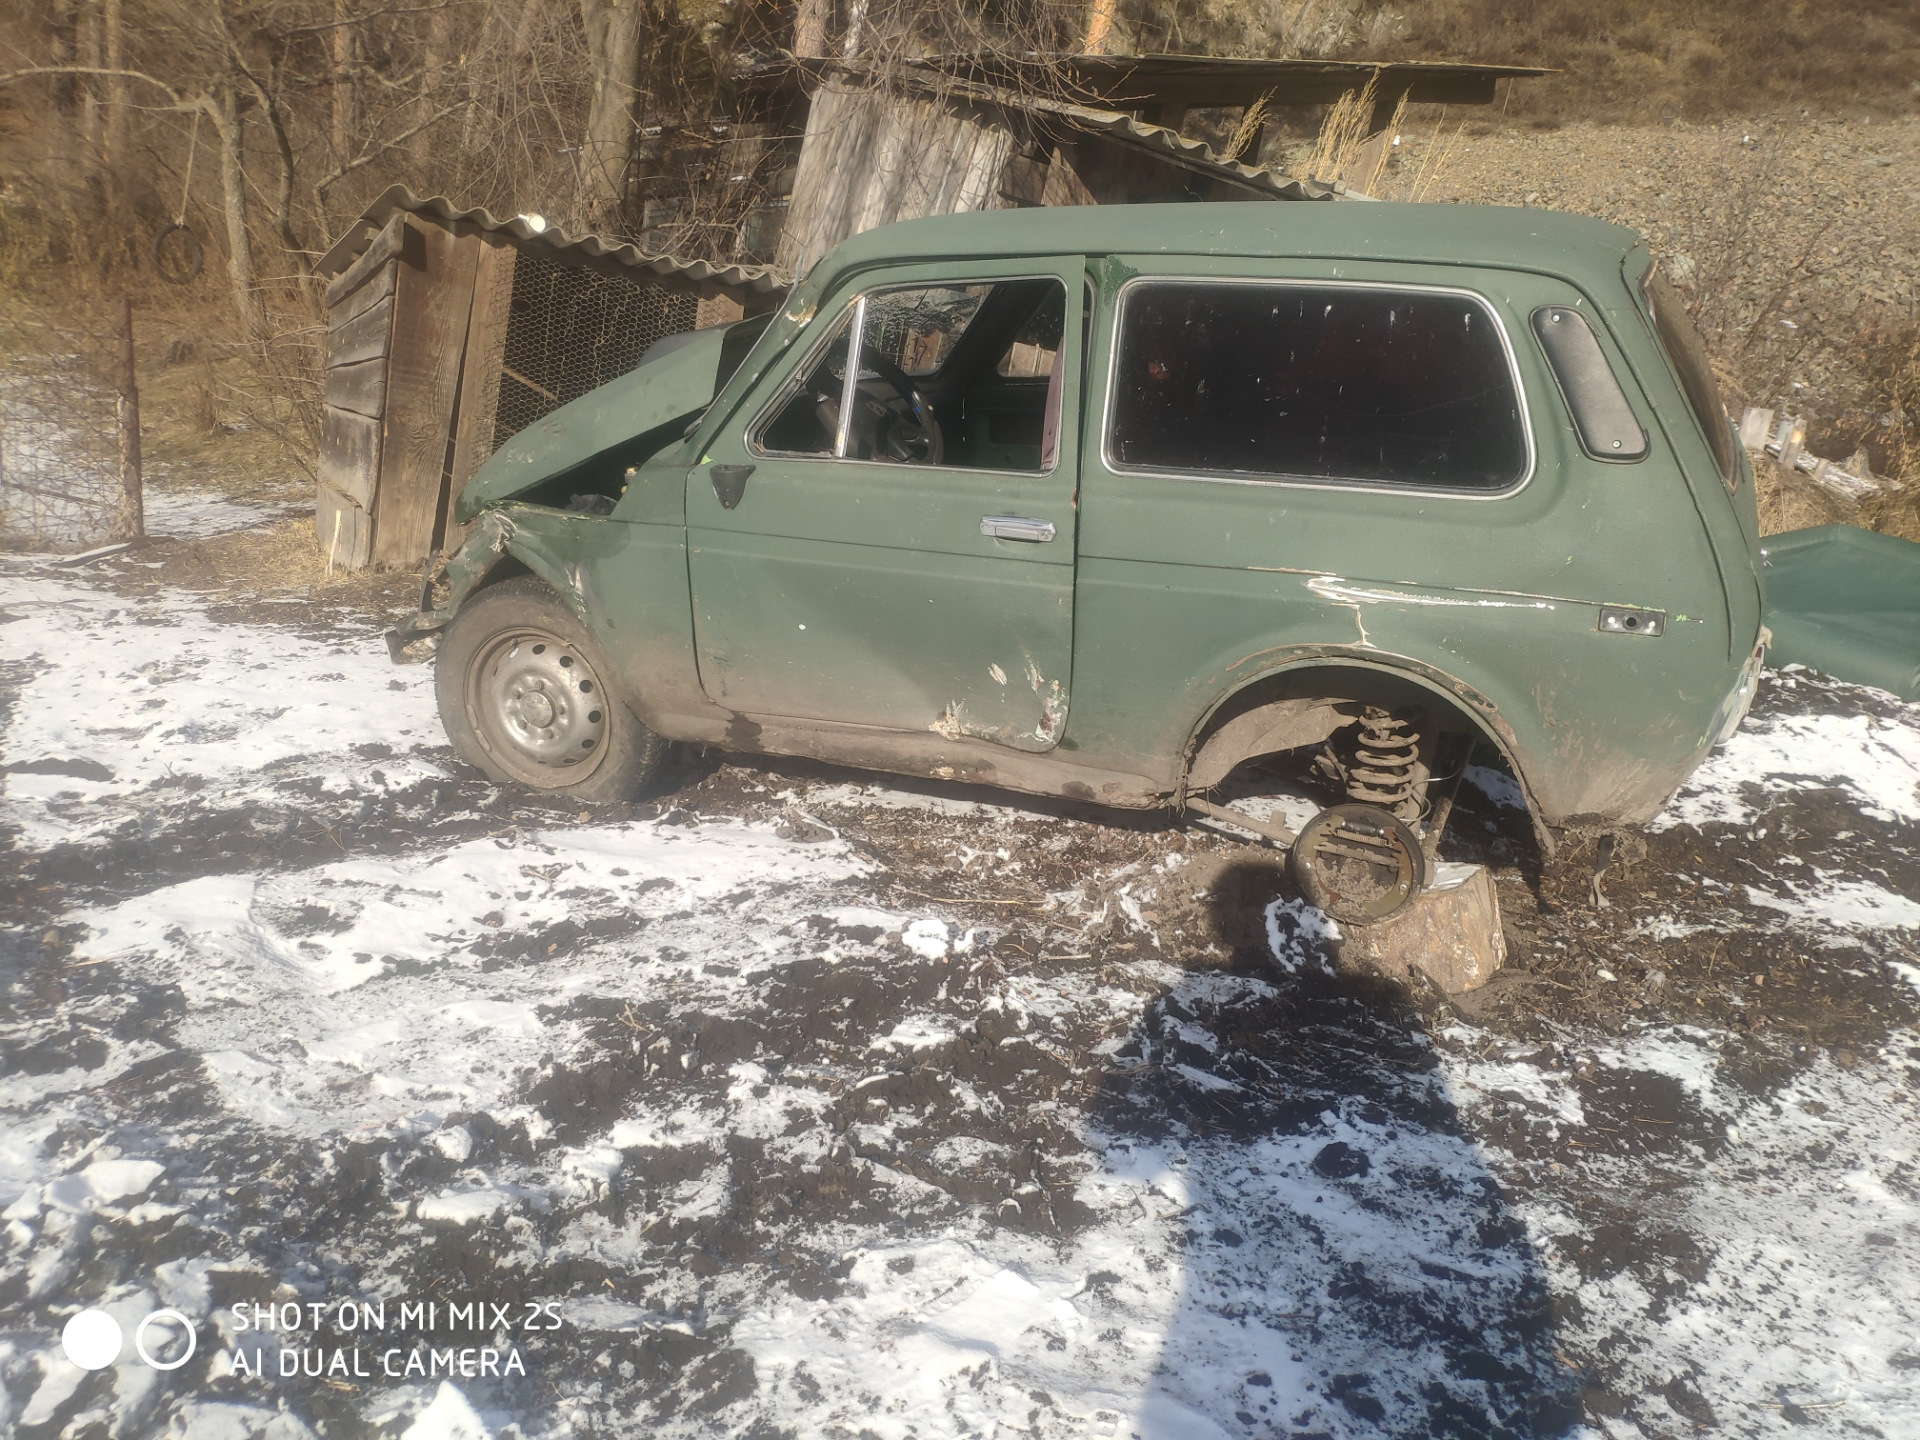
1643, 263, 1736, 487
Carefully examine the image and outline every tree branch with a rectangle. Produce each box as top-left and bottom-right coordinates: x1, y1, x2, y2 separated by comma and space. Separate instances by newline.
314, 103, 465, 194
0, 65, 194, 109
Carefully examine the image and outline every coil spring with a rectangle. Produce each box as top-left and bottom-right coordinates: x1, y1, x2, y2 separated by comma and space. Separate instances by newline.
1345, 707, 1423, 823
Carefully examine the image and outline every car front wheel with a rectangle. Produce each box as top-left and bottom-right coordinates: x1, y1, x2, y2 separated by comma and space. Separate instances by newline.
435, 576, 668, 802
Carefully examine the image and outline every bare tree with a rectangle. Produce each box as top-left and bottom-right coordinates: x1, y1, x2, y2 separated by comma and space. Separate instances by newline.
580, 0, 644, 222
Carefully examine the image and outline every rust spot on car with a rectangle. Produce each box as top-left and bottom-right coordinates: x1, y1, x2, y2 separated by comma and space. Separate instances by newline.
726, 713, 763, 750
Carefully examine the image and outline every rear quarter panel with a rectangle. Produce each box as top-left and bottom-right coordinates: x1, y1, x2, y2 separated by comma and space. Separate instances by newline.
1067, 255, 1744, 827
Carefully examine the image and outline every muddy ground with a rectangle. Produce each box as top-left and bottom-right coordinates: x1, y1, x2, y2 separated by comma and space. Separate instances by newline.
2, 526, 1919, 1440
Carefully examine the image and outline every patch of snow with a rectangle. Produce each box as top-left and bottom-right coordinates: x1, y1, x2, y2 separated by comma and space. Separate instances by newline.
1463, 763, 1527, 810
1263, 896, 1339, 972
43, 1158, 164, 1211
400, 1382, 492, 1440
0, 574, 441, 848
1655, 704, 1920, 830
417, 1189, 517, 1225
1744, 877, 1920, 932
142, 486, 303, 539
871, 1017, 957, 1051
902, 917, 953, 959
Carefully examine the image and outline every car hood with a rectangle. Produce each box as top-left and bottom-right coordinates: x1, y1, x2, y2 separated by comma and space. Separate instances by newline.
455, 324, 733, 523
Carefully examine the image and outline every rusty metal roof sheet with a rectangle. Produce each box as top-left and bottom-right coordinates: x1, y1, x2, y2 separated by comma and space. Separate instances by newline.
907, 74, 1347, 201
1039, 97, 1350, 199
1042, 54, 1552, 109
314, 185, 787, 296
750, 53, 1552, 111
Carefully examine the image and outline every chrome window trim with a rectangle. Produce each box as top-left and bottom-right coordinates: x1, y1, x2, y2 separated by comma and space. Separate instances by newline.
747, 300, 859, 460
833, 294, 867, 458
746, 274, 1072, 478
1098, 274, 1538, 502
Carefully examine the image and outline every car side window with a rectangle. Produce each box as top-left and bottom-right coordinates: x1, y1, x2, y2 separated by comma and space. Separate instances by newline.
751, 277, 1068, 473
1107, 280, 1529, 492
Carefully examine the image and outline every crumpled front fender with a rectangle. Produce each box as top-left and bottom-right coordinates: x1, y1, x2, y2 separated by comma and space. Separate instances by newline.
383, 511, 517, 663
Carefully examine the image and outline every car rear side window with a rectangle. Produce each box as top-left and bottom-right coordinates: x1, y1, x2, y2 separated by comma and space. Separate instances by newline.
1642, 265, 1737, 489
1107, 281, 1528, 492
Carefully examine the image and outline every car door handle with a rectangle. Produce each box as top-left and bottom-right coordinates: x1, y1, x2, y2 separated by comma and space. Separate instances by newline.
710, 464, 754, 510
981, 515, 1055, 543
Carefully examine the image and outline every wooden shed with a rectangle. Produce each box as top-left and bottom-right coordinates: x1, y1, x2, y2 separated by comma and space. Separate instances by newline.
311, 187, 784, 572
762, 56, 1551, 272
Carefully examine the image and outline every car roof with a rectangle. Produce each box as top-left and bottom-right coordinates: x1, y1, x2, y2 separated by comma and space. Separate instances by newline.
814, 202, 1643, 295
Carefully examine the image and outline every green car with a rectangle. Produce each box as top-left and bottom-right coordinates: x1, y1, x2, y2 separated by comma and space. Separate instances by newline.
396, 202, 1765, 862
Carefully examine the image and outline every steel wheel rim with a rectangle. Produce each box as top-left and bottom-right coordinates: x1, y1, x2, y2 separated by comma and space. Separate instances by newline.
470, 628, 609, 786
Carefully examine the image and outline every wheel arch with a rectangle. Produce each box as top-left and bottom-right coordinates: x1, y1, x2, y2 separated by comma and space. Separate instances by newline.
1180, 652, 1558, 855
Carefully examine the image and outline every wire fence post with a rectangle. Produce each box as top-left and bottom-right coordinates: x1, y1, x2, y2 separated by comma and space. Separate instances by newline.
113, 294, 144, 543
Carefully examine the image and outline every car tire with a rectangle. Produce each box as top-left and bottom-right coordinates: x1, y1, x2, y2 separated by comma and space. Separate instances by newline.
435, 576, 669, 802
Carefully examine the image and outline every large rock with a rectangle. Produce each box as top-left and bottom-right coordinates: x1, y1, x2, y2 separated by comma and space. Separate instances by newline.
1331, 862, 1505, 994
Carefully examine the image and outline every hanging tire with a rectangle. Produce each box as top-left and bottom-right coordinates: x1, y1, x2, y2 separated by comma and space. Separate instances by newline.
150, 223, 205, 285
435, 577, 669, 802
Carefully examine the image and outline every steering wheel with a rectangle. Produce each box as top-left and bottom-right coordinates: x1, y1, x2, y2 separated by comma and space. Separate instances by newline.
857, 345, 944, 465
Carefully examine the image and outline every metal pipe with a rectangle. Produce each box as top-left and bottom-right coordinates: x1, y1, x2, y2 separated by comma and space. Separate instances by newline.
1184, 795, 1296, 849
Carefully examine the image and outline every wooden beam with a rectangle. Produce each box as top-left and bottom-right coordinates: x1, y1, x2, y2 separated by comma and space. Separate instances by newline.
444, 233, 517, 550
371, 220, 480, 569
323, 212, 407, 310
324, 356, 388, 420
327, 293, 395, 369
316, 481, 373, 571
318, 405, 381, 510
327, 259, 395, 330
1041, 147, 1097, 208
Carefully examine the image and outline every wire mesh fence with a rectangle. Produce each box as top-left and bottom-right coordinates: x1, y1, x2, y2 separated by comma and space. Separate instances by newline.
491, 249, 699, 449
0, 303, 134, 552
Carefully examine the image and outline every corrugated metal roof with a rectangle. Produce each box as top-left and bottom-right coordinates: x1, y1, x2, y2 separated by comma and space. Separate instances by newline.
314, 185, 787, 297
751, 53, 1551, 111
1042, 97, 1349, 199
910, 75, 1347, 201
1033, 54, 1551, 108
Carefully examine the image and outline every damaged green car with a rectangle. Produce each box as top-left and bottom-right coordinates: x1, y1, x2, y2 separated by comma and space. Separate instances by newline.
393, 202, 1765, 877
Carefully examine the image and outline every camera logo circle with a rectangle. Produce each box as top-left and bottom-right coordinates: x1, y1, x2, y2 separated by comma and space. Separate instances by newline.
136, 1309, 196, 1370
61, 1310, 121, 1370
62, 1308, 196, 1371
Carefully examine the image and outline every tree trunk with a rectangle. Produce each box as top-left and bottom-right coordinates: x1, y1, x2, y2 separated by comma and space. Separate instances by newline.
102, 0, 126, 169
793, 0, 831, 57
208, 90, 265, 336
330, 0, 357, 162
579, 0, 644, 224
1084, 0, 1120, 54
113, 295, 144, 544
413, 2, 454, 166
511, 0, 543, 60
77, 0, 101, 153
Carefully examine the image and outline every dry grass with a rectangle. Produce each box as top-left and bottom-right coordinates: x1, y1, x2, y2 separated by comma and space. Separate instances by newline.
1755, 458, 1858, 537
1300, 72, 1378, 181
122, 516, 417, 617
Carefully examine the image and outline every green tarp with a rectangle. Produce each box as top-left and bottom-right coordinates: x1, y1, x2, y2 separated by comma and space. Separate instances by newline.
1762, 525, 1920, 701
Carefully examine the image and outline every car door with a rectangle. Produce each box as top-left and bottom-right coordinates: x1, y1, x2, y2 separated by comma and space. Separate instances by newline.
686, 258, 1084, 751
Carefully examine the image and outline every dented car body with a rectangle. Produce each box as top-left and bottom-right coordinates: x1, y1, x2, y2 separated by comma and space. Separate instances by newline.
399, 203, 1766, 851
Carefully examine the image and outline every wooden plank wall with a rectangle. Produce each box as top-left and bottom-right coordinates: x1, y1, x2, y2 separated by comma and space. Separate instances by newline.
776, 80, 1014, 273
443, 234, 518, 551
371, 222, 481, 567
318, 214, 405, 570
321, 212, 734, 571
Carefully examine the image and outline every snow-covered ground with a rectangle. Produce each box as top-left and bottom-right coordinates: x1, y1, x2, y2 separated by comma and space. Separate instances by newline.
2, 558, 1918, 1440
